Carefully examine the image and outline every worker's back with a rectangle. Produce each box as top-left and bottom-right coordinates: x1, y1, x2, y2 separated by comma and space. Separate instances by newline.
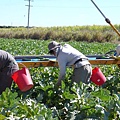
0, 50, 15, 70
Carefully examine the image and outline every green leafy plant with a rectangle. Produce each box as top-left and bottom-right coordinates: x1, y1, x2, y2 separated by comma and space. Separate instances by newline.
0, 39, 119, 119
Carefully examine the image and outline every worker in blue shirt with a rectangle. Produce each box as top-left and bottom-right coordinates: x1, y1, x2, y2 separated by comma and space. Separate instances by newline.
48, 41, 92, 86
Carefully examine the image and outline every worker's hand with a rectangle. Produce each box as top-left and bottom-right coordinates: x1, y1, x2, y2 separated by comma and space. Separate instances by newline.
56, 80, 61, 86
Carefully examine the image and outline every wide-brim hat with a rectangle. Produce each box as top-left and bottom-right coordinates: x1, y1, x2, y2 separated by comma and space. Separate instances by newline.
48, 41, 60, 53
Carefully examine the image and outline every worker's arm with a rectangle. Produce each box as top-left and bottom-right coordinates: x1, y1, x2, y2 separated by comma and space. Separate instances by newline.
56, 58, 67, 86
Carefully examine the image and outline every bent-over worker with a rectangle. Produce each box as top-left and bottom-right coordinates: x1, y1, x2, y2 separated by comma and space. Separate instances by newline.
48, 41, 92, 86
0, 50, 19, 94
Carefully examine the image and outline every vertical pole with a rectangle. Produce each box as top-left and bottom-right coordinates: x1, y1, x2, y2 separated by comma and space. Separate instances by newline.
25, 0, 33, 29
27, 0, 30, 29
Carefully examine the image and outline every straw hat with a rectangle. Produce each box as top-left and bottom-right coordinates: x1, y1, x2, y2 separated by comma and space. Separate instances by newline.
48, 41, 60, 53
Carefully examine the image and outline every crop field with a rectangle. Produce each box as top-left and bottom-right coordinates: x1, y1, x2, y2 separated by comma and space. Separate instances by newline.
0, 38, 120, 119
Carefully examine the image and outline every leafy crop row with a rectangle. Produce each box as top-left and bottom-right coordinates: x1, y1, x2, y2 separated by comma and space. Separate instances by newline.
0, 38, 119, 119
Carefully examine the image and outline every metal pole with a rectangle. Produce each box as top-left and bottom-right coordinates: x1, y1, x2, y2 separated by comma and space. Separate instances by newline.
27, 0, 30, 29
91, 0, 120, 37
25, 0, 33, 29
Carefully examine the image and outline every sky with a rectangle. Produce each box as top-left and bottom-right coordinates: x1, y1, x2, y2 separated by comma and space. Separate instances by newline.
0, 0, 120, 27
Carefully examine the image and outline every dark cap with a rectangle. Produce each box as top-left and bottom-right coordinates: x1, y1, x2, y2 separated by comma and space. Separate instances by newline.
48, 41, 60, 53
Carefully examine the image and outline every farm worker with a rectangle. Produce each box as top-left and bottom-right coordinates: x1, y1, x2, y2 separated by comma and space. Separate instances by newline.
48, 41, 92, 86
0, 50, 19, 95
116, 44, 120, 56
